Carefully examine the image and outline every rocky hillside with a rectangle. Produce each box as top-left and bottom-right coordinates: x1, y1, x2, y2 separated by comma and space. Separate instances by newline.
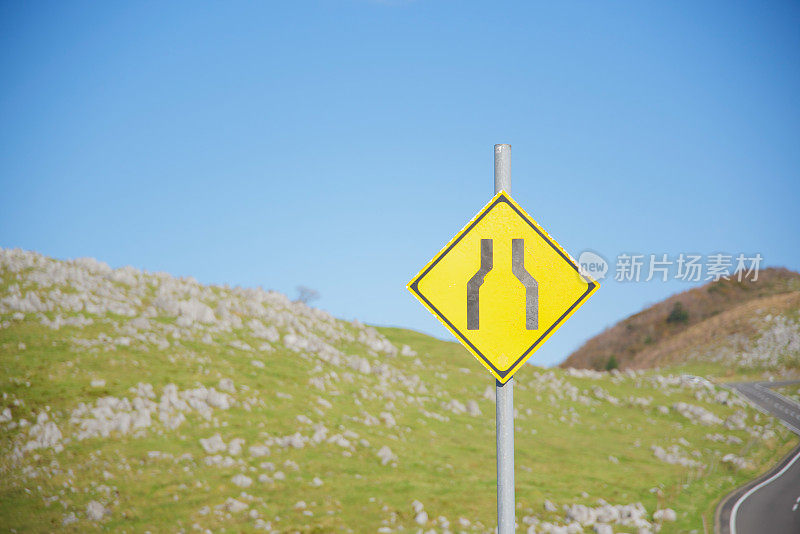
561, 268, 800, 372
0, 248, 796, 532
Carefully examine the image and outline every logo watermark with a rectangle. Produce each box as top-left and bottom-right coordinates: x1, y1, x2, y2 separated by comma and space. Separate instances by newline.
578, 250, 609, 281
577, 251, 763, 283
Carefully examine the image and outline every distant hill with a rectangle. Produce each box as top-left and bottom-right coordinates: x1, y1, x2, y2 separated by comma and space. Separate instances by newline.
561, 268, 800, 372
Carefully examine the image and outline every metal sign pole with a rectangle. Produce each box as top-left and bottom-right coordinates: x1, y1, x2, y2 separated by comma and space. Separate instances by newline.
494, 143, 515, 533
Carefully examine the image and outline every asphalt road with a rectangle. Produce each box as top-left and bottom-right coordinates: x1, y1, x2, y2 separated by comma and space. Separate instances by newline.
717, 381, 800, 534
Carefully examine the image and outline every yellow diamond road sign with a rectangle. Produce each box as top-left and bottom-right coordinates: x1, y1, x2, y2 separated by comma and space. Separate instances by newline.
408, 191, 599, 383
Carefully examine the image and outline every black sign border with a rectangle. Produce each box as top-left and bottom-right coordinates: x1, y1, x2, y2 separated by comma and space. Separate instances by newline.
409, 192, 596, 380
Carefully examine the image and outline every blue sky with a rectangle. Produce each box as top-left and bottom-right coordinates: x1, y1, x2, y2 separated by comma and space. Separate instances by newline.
2, 1, 799, 367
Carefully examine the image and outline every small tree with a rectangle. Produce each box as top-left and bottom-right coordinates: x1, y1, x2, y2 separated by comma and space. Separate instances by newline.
666, 301, 689, 324
605, 355, 619, 371
295, 286, 320, 305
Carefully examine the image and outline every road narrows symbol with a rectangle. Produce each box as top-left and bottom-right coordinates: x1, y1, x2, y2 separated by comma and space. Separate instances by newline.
466, 238, 539, 331
511, 239, 539, 330
467, 239, 493, 330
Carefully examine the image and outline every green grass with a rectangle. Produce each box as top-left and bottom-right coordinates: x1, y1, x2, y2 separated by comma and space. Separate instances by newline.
0, 259, 796, 533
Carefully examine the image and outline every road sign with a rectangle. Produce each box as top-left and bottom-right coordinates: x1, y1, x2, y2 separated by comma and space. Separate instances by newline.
408, 190, 599, 383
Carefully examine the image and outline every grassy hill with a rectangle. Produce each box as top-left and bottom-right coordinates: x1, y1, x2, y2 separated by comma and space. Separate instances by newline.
0, 248, 796, 533
561, 268, 800, 376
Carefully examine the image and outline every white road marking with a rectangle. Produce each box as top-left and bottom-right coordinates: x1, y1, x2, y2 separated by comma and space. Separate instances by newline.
730, 428, 800, 534
727, 382, 800, 533
732, 384, 800, 436
731, 448, 800, 533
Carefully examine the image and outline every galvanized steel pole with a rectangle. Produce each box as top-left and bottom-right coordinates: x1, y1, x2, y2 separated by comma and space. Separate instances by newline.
494, 144, 515, 533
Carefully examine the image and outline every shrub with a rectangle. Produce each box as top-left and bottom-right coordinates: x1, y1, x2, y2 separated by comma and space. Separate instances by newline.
605, 355, 619, 371
666, 302, 689, 324
295, 286, 320, 305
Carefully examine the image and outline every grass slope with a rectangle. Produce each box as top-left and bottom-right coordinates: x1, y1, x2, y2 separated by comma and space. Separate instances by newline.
0, 249, 795, 533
